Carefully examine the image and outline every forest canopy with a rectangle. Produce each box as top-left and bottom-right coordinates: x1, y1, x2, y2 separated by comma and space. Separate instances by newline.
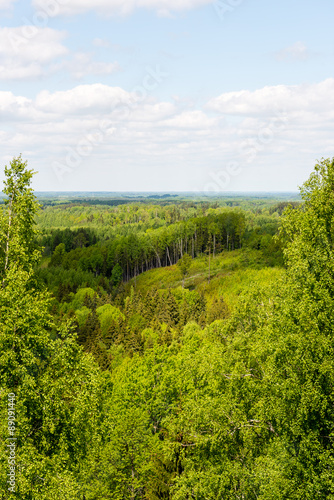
0, 155, 333, 499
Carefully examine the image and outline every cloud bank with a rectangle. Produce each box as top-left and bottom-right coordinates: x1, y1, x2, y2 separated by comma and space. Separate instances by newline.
1, 79, 333, 190
207, 79, 334, 117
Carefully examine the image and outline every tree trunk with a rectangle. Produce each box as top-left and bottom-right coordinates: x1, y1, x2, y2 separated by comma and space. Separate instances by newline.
166, 246, 173, 266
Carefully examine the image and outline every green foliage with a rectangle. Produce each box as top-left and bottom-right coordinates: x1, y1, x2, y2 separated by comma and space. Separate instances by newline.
38, 207, 249, 294
0, 155, 41, 281
4, 155, 332, 498
73, 157, 334, 498
71, 287, 96, 310
75, 306, 91, 328
111, 263, 123, 287
96, 304, 125, 336
0, 158, 103, 498
177, 253, 192, 286
50, 242, 66, 266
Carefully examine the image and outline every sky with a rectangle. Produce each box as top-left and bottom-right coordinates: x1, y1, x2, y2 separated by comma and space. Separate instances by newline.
0, 0, 334, 192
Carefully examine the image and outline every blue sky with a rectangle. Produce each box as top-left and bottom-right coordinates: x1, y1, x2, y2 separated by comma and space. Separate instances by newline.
1, 0, 334, 192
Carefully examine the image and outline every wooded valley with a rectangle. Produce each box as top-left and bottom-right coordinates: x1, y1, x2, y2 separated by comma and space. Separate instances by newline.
1, 156, 333, 499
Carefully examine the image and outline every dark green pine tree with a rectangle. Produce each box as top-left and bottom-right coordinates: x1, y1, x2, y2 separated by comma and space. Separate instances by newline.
80, 310, 101, 349
144, 287, 160, 323
165, 289, 179, 327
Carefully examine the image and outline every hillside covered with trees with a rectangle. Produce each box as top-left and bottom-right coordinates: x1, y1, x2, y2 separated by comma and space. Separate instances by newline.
1, 156, 333, 499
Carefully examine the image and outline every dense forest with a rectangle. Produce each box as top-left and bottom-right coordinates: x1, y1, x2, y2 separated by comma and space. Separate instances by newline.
1, 156, 334, 499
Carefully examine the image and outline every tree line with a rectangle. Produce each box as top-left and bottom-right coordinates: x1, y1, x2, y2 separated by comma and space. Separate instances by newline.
46, 211, 245, 283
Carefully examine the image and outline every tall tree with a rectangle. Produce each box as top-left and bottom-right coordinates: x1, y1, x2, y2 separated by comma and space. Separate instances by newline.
0, 155, 41, 282
0, 157, 102, 498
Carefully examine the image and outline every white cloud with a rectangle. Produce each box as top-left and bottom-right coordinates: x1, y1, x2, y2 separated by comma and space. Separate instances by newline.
0, 91, 47, 123
0, 92, 32, 112
0, 27, 120, 81
32, 0, 215, 17
0, 27, 67, 62
0, 63, 44, 81
163, 110, 218, 129
1, 80, 334, 190
124, 102, 176, 122
34, 84, 134, 115
0, 27, 68, 80
207, 79, 334, 116
276, 41, 309, 61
